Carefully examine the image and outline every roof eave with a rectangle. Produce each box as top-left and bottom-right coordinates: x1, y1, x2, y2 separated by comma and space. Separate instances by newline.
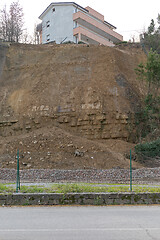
39, 2, 88, 20
104, 20, 116, 30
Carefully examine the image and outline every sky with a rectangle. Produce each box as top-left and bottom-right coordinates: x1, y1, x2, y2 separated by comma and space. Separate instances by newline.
0, 0, 160, 41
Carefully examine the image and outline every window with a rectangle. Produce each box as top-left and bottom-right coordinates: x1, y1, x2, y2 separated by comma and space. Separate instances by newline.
52, 8, 55, 12
46, 20, 50, 28
46, 34, 50, 42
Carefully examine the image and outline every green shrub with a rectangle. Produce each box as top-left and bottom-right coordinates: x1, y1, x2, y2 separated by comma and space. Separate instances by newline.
135, 138, 160, 158
115, 41, 128, 45
78, 41, 85, 44
62, 41, 75, 44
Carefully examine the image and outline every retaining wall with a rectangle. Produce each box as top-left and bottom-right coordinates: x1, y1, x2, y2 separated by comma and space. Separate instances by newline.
0, 193, 160, 206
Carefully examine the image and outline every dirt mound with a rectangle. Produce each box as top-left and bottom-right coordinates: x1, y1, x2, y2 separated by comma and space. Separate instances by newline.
0, 125, 142, 169
0, 43, 147, 169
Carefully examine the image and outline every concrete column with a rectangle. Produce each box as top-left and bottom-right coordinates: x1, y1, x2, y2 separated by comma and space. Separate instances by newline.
78, 33, 81, 42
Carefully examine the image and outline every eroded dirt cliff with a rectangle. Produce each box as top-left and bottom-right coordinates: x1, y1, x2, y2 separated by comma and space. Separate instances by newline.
0, 43, 147, 169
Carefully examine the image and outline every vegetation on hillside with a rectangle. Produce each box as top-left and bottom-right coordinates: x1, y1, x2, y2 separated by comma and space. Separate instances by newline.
0, 1, 24, 43
135, 138, 160, 160
140, 14, 160, 53
135, 17, 160, 160
135, 51, 160, 136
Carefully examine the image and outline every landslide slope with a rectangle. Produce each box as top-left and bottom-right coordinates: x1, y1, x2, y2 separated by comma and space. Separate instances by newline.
0, 43, 147, 169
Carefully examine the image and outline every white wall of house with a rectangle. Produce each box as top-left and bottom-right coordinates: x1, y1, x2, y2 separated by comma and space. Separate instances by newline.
39, 3, 122, 45
42, 5, 76, 44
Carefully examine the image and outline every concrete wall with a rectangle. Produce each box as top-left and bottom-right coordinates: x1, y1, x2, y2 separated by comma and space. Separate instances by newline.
1, 193, 160, 206
42, 5, 75, 44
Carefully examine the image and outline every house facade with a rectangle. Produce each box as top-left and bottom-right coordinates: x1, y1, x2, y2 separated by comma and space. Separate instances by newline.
38, 2, 123, 46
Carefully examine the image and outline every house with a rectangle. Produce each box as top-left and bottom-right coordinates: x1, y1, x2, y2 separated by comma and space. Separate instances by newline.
38, 2, 123, 46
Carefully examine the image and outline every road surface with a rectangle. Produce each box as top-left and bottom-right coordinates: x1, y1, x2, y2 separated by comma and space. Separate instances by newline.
0, 206, 160, 240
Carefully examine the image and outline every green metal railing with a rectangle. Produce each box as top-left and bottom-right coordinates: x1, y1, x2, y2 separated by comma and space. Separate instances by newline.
16, 149, 20, 193
130, 149, 132, 192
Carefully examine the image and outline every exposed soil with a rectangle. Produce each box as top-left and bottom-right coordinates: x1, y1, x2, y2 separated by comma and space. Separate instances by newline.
0, 42, 153, 170
0, 125, 143, 169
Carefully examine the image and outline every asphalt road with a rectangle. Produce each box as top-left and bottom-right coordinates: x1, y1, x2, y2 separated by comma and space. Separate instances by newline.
0, 206, 160, 240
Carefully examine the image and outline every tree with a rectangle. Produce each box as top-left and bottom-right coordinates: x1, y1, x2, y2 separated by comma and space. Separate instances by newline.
135, 51, 160, 139
157, 14, 160, 30
34, 23, 42, 44
148, 19, 155, 34
0, 1, 24, 42
136, 51, 160, 96
0, 5, 9, 41
141, 15, 160, 53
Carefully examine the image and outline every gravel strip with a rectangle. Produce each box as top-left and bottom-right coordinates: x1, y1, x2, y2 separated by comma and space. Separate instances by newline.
1, 168, 160, 184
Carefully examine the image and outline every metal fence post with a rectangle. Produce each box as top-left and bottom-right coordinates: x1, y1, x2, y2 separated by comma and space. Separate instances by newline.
130, 149, 132, 192
16, 149, 20, 193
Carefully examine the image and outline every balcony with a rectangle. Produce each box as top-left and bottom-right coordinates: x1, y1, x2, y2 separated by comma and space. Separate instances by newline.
73, 12, 123, 44
73, 26, 114, 46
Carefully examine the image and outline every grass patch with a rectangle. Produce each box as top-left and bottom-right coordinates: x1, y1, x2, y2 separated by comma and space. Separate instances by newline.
133, 186, 160, 193
0, 183, 15, 193
20, 185, 46, 193
1, 183, 160, 194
